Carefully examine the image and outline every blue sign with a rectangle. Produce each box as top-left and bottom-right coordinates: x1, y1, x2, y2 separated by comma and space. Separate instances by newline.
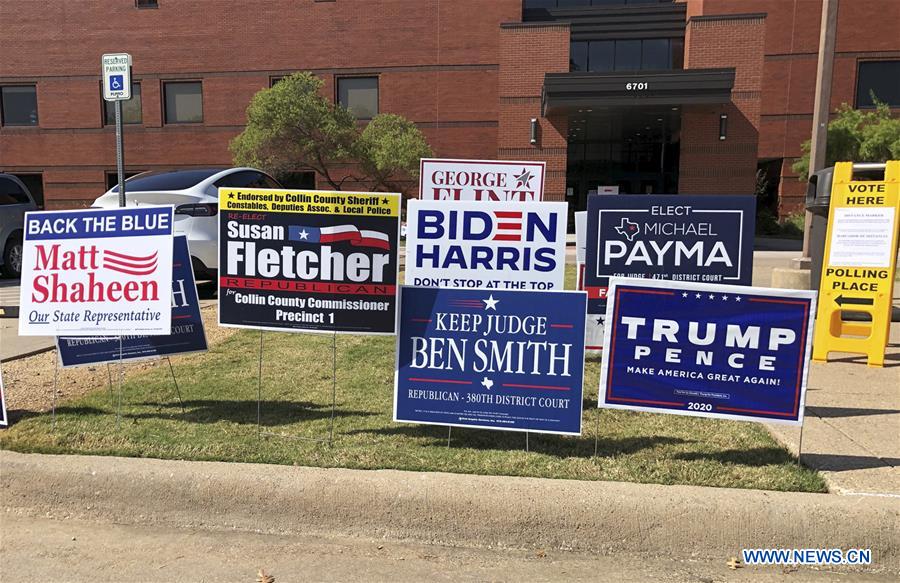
57, 235, 207, 367
598, 278, 816, 425
109, 75, 124, 91
583, 195, 755, 314
395, 287, 586, 435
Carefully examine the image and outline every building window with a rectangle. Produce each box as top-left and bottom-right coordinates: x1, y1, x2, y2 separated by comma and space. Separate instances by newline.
856, 61, 900, 108
104, 82, 142, 125
11, 173, 44, 208
1, 85, 38, 126
163, 81, 203, 124
569, 38, 682, 72
337, 77, 378, 119
135, 0, 158, 8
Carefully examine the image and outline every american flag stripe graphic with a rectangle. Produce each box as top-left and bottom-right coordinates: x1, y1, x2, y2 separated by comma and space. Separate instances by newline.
492, 210, 523, 242
102, 249, 159, 276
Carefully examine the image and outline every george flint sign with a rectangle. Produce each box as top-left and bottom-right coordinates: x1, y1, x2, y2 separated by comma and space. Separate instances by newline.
419, 158, 546, 202
19, 207, 174, 336
405, 199, 567, 291
57, 236, 207, 367
395, 287, 586, 435
598, 278, 816, 425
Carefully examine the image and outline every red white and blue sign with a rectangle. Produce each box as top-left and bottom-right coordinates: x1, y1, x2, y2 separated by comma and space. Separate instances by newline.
584, 195, 755, 315
598, 278, 816, 425
18, 206, 174, 336
394, 287, 586, 435
56, 235, 208, 367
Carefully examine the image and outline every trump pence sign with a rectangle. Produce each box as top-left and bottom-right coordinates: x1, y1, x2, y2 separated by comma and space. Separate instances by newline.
218, 189, 400, 334
405, 199, 567, 291
598, 278, 816, 425
19, 207, 174, 336
419, 158, 545, 202
394, 287, 586, 435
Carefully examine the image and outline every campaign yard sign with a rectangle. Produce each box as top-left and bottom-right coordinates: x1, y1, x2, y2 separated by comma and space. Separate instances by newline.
405, 199, 567, 291
598, 278, 816, 425
19, 207, 174, 336
57, 235, 207, 367
419, 158, 546, 202
218, 189, 400, 334
394, 287, 586, 435
583, 195, 755, 345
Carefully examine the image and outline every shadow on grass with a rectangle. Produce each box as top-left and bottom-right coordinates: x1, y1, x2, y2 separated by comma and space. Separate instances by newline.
345, 424, 690, 458
674, 447, 796, 467
127, 399, 377, 427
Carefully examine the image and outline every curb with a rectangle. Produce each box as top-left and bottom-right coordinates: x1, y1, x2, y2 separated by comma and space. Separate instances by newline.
1, 451, 898, 571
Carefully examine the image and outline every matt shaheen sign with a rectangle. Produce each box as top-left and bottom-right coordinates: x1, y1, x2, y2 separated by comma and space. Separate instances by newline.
19, 207, 174, 336
218, 188, 400, 334
419, 158, 546, 202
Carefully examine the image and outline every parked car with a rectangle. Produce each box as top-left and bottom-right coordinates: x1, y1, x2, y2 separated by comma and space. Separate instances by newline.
92, 168, 283, 279
0, 173, 39, 278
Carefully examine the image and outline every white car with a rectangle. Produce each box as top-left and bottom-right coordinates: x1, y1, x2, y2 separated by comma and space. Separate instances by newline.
92, 168, 282, 279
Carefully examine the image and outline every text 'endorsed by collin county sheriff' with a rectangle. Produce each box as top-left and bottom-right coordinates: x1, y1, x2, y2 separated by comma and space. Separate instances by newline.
222, 191, 397, 216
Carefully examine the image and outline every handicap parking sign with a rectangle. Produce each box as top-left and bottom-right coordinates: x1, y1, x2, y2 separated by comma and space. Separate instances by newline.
109, 75, 124, 91
101, 53, 132, 101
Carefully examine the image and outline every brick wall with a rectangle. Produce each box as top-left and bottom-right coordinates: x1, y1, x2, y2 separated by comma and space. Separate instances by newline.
0, 0, 522, 207
497, 23, 570, 202
680, 13, 765, 196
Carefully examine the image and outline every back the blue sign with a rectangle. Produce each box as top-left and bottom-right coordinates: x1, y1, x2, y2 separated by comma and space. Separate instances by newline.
57, 235, 207, 366
394, 287, 587, 435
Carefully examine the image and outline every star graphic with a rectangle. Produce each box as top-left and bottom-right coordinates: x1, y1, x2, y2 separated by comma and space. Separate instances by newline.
595, 316, 604, 325
481, 377, 494, 390
735, 296, 742, 302
708, 294, 716, 300
681, 292, 689, 298
695, 293, 702, 299
722, 295, 729, 301
228, 193, 235, 199
513, 168, 534, 189
381, 197, 390, 205
298, 229, 310, 240
483, 294, 499, 310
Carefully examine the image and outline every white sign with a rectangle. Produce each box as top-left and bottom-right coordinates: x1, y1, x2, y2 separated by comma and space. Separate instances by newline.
405, 199, 567, 291
0, 368, 7, 427
827, 206, 897, 268
19, 207, 174, 336
419, 158, 546, 202
574, 210, 602, 353
102, 53, 132, 101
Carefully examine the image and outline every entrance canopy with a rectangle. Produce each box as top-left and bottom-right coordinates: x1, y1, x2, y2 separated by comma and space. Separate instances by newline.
542, 68, 735, 115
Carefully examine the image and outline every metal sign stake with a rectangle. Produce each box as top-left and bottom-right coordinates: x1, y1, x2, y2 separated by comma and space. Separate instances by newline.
446, 426, 452, 449
115, 336, 123, 429
257, 330, 263, 437
115, 100, 125, 207
165, 356, 186, 413
328, 331, 337, 444
51, 355, 58, 431
797, 424, 805, 467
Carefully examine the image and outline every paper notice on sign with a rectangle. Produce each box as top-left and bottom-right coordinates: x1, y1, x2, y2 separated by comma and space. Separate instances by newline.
828, 207, 897, 268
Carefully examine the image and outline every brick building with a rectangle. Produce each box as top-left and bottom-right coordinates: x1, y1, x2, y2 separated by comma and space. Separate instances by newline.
1, 0, 898, 217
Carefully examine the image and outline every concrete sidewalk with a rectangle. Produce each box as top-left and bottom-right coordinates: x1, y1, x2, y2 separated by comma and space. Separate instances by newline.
766, 321, 900, 497
2, 451, 898, 573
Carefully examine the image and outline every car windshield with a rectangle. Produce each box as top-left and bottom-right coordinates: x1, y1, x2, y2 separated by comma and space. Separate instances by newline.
109, 169, 224, 192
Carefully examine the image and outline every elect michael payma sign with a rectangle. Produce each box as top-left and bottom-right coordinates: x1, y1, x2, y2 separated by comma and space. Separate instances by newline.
598, 278, 816, 425
19, 207, 174, 336
395, 287, 586, 435
419, 158, 546, 201
218, 189, 400, 334
405, 200, 567, 291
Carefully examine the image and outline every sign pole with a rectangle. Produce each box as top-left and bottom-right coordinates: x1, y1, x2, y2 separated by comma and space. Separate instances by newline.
115, 336, 123, 429
115, 100, 126, 207
165, 356, 186, 414
51, 355, 58, 431
447, 426, 452, 449
328, 331, 337, 444
257, 330, 263, 438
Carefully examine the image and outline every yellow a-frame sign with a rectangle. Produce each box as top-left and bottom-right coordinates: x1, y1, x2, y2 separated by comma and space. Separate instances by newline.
813, 161, 900, 367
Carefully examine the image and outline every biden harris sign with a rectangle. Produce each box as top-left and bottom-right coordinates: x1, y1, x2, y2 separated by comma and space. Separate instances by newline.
394, 287, 586, 435
19, 207, 174, 336
404, 199, 567, 291
218, 189, 400, 334
598, 278, 816, 425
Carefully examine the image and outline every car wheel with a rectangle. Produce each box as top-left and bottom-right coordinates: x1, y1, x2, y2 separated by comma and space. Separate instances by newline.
2, 237, 23, 278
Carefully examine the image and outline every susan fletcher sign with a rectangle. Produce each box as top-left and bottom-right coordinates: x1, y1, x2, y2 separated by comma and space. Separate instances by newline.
57, 235, 207, 367
19, 207, 174, 336
395, 287, 586, 435
218, 189, 400, 334
419, 158, 546, 201
598, 278, 816, 425
405, 199, 567, 291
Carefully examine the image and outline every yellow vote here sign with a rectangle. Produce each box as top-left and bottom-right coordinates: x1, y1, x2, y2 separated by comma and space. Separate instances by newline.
813, 161, 900, 367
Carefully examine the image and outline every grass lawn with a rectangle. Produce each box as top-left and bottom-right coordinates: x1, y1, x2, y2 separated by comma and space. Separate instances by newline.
0, 268, 827, 493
